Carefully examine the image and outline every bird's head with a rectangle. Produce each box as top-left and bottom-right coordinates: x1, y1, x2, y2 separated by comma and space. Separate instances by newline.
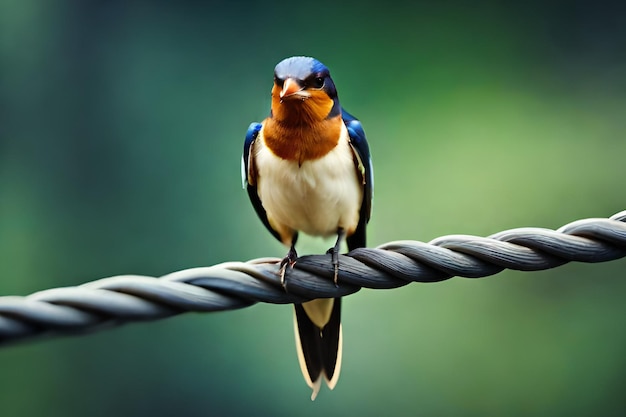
270, 56, 341, 125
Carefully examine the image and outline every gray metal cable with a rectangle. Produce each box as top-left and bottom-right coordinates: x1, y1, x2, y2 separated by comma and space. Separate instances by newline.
1, 211, 625, 346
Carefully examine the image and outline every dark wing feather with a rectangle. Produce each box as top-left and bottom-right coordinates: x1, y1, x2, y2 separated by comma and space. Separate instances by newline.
342, 110, 373, 251
242, 122, 282, 243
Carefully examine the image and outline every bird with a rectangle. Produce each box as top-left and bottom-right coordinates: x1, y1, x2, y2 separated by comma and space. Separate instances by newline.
242, 56, 373, 400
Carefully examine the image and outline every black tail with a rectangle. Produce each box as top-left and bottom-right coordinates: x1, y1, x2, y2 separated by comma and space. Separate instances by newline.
293, 298, 342, 400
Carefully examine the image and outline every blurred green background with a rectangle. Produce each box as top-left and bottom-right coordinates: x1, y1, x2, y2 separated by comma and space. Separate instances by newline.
1, 0, 625, 416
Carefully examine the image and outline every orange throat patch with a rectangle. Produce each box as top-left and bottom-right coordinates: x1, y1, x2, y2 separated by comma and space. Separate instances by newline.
263, 89, 342, 163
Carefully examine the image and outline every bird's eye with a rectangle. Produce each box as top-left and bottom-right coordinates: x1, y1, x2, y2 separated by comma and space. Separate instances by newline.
274, 76, 284, 87
312, 77, 324, 88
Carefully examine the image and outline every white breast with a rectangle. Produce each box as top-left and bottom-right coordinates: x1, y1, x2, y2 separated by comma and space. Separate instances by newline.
254, 124, 362, 241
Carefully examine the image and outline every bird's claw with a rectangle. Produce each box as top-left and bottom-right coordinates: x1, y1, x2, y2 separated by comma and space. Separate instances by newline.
326, 247, 340, 287
279, 246, 298, 289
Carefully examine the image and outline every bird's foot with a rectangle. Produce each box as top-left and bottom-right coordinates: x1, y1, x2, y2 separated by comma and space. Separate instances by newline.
327, 228, 345, 287
279, 245, 298, 289
325, 249, 339, 286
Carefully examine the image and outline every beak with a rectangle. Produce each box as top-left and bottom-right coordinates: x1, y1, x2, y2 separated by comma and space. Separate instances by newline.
279, 78, 309, 100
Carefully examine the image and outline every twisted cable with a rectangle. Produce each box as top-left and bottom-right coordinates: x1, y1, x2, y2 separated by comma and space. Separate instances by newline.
1, 211, 625, 346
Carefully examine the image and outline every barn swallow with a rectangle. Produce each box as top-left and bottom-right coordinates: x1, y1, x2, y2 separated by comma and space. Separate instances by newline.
242, 56, 373, 400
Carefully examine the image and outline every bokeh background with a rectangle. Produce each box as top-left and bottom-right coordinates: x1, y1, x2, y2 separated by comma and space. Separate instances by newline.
1, 0, 625, 416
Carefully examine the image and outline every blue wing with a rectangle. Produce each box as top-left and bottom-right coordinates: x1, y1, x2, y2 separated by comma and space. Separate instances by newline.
342, 109, 373, 250
242, 123, 261, 188
242, 122, 282, 243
